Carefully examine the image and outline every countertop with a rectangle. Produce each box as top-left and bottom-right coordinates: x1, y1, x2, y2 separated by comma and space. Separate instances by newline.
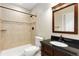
41, 39, 79, 56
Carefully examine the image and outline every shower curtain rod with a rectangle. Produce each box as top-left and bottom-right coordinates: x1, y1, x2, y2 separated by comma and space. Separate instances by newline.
0, 6, 37, 17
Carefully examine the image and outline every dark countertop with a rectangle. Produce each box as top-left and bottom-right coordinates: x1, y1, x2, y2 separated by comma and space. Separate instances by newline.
41, 39, 79, 56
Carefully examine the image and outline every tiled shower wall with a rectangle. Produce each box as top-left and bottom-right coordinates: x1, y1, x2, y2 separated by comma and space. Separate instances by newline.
0, 4, 36, 51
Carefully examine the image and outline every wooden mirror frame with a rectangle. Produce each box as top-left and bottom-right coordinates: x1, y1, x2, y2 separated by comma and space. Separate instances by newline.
52, 3, 78, 34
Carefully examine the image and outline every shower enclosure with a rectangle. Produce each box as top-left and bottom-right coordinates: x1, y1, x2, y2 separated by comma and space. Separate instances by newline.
0, 3, 36, 51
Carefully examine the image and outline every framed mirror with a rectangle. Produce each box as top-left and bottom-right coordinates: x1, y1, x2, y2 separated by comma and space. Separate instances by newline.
52, 3, 78, 34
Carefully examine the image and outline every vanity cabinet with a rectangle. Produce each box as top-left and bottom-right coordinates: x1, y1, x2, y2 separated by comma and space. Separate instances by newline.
41, 42, 54, 56
54, 48, 66, 56
41, 42, 67, 56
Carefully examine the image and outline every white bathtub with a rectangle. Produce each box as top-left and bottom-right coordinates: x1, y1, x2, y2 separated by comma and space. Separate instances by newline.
0, 44, 41, 56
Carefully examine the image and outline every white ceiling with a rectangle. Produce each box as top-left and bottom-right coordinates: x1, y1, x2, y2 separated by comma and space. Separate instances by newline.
13, 3, 59, 10
9, 3, 59, 11
13, 3, 37, 11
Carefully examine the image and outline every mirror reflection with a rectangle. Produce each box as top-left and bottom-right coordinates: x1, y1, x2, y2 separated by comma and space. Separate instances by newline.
54, 5, 74, 31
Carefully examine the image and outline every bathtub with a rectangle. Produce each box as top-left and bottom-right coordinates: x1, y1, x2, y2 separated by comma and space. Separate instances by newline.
0, 44, 41, 56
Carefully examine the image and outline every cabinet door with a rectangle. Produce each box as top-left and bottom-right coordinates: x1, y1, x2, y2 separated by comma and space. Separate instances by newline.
41, 42, 54, 56
54, 48, 65, 56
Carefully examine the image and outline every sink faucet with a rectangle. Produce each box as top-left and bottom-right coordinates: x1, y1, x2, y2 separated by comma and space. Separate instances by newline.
59, 35, 64, 42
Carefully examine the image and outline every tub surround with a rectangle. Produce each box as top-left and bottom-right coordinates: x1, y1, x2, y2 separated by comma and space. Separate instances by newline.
0, 4, 36, 51
40, 36, 79, 56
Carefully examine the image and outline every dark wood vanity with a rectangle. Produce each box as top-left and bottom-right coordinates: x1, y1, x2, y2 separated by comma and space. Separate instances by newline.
41, 42, 66, 56
41, 42, 54, 56
40, 36, 79, 56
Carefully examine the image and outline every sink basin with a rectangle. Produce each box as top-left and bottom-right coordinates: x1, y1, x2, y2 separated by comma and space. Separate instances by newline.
50, 41, 68, 47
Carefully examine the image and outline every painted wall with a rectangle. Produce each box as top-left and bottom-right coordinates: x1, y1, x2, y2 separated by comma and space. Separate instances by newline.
31, 3, 52, 39
0, 4, 35, 51
31, 3, 79, 40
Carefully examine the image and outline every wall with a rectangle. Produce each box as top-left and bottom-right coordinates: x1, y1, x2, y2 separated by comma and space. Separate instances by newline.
31, 3, 79, 40
0, 3, 35, 51
31, 3, 52, 39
